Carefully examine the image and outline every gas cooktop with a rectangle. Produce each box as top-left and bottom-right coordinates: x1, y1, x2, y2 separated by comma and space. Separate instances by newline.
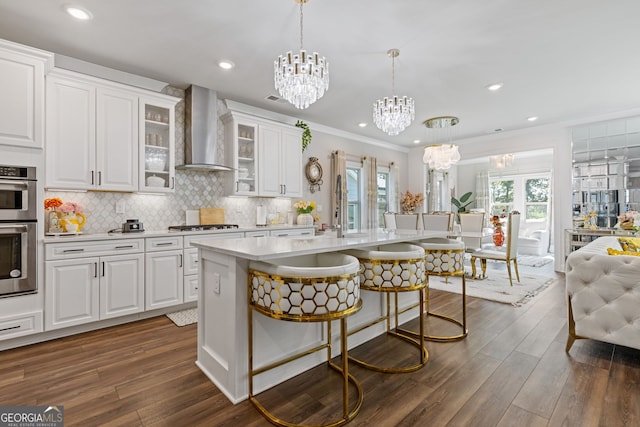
168, 224, 239, 232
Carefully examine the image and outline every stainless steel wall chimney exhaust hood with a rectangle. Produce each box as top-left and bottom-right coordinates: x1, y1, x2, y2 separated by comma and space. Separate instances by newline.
178, 85, 233, 171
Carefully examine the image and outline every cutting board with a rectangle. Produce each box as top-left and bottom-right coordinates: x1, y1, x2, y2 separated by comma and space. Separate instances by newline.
199, 208, 225, 225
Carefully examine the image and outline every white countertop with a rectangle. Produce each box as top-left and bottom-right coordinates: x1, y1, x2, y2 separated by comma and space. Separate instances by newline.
192, 229, 458, 261
42, 224, 312, 243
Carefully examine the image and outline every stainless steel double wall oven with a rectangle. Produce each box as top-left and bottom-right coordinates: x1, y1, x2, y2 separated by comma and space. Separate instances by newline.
0, 165, 37, 297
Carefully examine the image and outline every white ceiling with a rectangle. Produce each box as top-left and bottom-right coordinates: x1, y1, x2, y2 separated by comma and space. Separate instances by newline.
1, 0, 639, 148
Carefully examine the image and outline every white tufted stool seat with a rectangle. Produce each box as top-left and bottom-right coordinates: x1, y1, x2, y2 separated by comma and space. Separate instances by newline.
412, 237, 468, 342
248, 253, 363, 427
342, 243, 428, 373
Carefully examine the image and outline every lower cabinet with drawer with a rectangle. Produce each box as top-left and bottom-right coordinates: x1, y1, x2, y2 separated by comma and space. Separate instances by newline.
183, 232, 243, 302
45, 239, 144, 330
145, 236, 184, 310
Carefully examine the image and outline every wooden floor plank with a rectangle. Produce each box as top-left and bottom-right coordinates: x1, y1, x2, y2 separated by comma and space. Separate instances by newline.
1, 275, 639, 426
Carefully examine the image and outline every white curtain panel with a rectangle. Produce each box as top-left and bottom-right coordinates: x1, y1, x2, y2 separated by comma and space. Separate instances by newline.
366, 156, 378, 229
331, 150, 347, 229
476, 171, 490, 219
391, 162, 400, 212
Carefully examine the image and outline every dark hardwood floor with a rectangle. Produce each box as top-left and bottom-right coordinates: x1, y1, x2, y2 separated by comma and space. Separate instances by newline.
1, 261, 638, 426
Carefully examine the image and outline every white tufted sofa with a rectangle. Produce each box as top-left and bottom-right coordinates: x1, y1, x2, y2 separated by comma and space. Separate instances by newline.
565, 236, 640, 352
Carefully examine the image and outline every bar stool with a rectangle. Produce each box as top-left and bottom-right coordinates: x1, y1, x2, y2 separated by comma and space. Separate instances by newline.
342, 243, 428, 373
248, 253, 363, 427
408, 237, 467, 342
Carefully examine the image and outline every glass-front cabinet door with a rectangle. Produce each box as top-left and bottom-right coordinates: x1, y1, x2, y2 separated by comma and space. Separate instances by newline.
139, 97, 176, 193
222, 112, 257, 196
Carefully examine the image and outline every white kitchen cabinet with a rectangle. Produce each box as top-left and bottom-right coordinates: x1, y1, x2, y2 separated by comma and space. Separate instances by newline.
269, 228, 314, 237
46, 69, 138, 191
183, 232, 243, 303
145, 236, 184, 310
223, 111, 302, 197
0, 39, 52, 149
223, 112, 258, 196
258, 123, 302, 197
45, 239, 144, 330
139, 96, 177, 193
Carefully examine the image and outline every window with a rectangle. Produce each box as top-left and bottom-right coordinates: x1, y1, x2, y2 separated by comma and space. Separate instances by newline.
525, 177, 549, 221
490, 179, 514, 215
490, 173, 550, 225
346, 164, 362, 231
377, 170, 390, 225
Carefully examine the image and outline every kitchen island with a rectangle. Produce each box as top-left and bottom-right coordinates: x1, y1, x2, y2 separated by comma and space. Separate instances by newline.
192, 229, 456, 403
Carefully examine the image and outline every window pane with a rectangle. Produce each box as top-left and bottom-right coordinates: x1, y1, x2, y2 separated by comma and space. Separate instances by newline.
491, 204, 513, 216
377, 172, 389, 224
526, 178, 549, 202
491, 180, 514, 203
525, 204, 547, 220
348, 204, 360, 230
346, 168, 360, 202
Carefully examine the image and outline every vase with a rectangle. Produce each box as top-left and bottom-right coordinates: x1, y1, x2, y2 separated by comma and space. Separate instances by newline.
493, 228, 505, 247
47, 211, 63, 234
59, 212, 87, 233
296, 213, 314, 226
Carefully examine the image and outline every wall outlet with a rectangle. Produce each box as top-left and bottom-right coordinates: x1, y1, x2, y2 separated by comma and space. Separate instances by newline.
115, 200, 126, 214
212, 273, 220, 294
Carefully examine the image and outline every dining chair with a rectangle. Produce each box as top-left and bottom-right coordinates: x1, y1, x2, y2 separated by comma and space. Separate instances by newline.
422, 212, 454, 232
459, 212, 486, 252
383, 212, 397, 230
470, 212, 521, 286
395, 213, 420, 230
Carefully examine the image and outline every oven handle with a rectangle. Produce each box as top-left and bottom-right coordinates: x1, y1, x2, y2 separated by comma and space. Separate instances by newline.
0, 179, 31, 188
0, 224, 28, 231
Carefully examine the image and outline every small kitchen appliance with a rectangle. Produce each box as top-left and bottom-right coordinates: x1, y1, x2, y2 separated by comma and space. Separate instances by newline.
122, 219, 144, 233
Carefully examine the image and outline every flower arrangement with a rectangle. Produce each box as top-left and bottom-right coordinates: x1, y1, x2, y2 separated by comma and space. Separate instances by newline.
490, 215, 502, 229
58, 201, 84, 214
293, 200, 316, 214
44, 197, 63, 211
616, 211, 640, 231
400, 191, 424, 213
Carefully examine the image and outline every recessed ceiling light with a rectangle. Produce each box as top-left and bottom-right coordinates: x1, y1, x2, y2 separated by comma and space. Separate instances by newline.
413, 139, 421, 144
217, 60, 235, 70
527, 116, 538, 122
486, 82, 503, 91
358, 122, 367, 128
64, 5, 93, 20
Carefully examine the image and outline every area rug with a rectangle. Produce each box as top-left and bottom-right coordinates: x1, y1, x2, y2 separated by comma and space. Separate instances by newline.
428, 270, 555, 306
166, 308, 197, 327
513, 255, 553, 267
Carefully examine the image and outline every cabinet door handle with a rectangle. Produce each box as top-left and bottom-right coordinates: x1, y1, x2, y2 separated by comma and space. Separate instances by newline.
98, 171, 102, 186
91, 171, 95, 185
94, 262, 98, 278
283, 184, 286, 194
236, 181, 239, 192
171, 177, 175, 190
115, 245, 134, 250
101, 262, 105, 277
63, 248, 84, 253
179, 254, 183, 268
155, 242, 173, 247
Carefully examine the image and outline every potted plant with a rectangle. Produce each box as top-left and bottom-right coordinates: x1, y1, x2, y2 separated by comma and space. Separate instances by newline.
451, 191, 473, 213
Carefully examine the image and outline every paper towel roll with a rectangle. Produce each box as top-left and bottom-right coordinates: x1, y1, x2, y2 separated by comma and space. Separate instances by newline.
256, 205, 267, 226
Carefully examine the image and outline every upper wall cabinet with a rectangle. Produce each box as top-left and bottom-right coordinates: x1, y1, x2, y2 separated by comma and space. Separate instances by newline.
0, 39, 53, 149
223, 111, 302, 197
139, 97, 176, 193
45, 69, 178, 192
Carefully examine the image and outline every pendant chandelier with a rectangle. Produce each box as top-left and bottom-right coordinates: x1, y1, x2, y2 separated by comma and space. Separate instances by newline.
372, 49, 415, 136
490, 153, 515, 169
274, 0, 329, 109
422, 116, 461, 170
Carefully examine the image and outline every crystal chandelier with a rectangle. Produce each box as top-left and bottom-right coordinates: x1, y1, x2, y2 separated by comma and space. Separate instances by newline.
274, 0, 329, 109
372, 49, 415, 136
490, 153, 515, 169
422, 116, 461, 170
